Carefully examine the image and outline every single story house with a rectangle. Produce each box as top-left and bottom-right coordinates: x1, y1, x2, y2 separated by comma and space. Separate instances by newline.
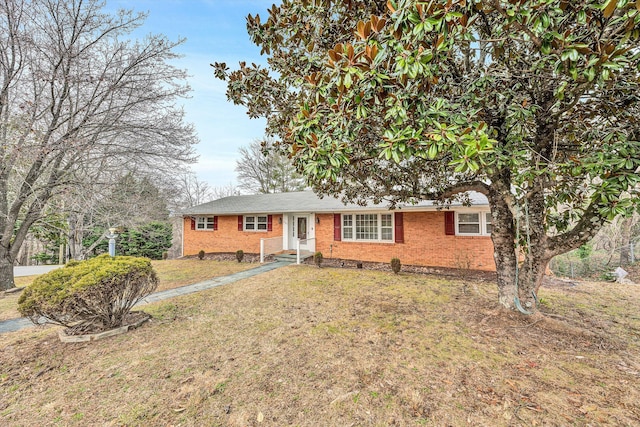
181, 191, 496, 271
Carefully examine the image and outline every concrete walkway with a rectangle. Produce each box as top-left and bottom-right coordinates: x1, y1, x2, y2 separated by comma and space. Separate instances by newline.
0, 260, 293, 334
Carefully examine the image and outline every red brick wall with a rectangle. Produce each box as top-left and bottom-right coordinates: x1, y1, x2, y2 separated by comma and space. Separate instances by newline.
183, 215, 283, 256
183, 211, 496, 271
315, 212, 496, 271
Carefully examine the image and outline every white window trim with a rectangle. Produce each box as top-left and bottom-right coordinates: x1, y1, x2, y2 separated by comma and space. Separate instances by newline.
196, 216, 214, 231
455, 211, 492, 236
244, 214, 269, 232
342, 212, 394, 243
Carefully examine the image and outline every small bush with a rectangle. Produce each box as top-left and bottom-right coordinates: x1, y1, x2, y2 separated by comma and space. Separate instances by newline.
18, 254, 158, 332
162, 251, 168, 260
391, 258, 401, 274
198, 250, 205, 260
314, 251, 323, 267
236, 250, 244, 263
600, 271, 616, 282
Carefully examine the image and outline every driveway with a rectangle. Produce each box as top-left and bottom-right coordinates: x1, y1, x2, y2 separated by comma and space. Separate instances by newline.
14, 265, 63, 277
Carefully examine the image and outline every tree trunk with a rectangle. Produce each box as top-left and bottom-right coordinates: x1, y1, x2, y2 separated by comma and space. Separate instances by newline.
68, 213, 85, 260
0, 256, 15, 291
494, 247, 549, 314
619, 217, 633, 265
488, 177, 549, 314
492, 233, 519, 310
516, 256, 550, 312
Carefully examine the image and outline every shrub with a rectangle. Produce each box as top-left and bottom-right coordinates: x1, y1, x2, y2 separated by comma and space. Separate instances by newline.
236, 250, 244, 263
82, 221, 172, 260
314, 251, 323, 267
18, 254, 158, 332
600, 271, 616, 282
391, 258, 401, 274
162, 251, 169, 260
198, 250, 205, 260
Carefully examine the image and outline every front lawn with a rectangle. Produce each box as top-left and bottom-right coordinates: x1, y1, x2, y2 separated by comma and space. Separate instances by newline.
1, 265, 639, 425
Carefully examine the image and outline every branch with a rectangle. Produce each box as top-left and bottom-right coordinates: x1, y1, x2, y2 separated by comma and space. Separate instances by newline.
544, 202, 607, 259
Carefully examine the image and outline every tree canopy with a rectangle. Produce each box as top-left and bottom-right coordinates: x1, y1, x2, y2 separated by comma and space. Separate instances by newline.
215, 0, 640, 312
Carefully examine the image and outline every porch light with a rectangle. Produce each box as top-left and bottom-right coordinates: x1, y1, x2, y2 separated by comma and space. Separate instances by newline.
316, 217, 320, 224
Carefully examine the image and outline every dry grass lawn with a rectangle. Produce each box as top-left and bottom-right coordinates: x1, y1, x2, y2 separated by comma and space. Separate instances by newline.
1, 264, 639, 426
0, 259, 255, 321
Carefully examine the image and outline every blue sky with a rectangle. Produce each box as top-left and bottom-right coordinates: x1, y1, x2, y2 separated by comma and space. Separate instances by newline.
107, 0, 274, 187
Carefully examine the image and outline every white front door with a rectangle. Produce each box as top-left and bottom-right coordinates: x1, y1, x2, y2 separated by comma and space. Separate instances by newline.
289, 214, 315, 252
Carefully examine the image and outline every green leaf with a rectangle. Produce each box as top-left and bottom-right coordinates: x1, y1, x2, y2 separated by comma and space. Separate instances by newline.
541, 41, 551, 55
568, 49, 579, 62
391, 150, 401, 163
603, 62, 623, 70
428, 144, 438, 159
344, 72, 352, 89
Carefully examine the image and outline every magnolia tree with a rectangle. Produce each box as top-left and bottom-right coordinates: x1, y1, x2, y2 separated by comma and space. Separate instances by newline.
214, 0, 640, 313
0, 0, 197, 290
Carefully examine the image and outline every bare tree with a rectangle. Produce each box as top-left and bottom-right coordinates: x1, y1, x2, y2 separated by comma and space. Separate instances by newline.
236, 138, 306, 194
171, 171, 216, 209
0, 0, 197, 290
210, 182, 240, 200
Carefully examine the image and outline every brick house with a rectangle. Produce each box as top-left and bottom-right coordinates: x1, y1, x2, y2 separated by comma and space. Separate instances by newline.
182, 191, 496, 271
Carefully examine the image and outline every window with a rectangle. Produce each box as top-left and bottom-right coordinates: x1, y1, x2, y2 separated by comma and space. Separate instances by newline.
196, 217, 214, 230
381, 214, 393, 240
485, 212, 493, 234
356, 214, 378, 240
456, 211, 491, 236
343, 213, 393, 242
457, 213, 480, 234
244, 215, 268, 231
343, 215, 353, 239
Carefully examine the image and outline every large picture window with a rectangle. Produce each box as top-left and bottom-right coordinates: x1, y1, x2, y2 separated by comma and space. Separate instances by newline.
196, 217, 214, 230
343, 213, 393, 242
244, 215, 268, 231
456, 211, 492, 236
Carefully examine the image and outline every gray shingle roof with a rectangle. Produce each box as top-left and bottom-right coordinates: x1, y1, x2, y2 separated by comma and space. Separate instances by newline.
182, 191, 489, 216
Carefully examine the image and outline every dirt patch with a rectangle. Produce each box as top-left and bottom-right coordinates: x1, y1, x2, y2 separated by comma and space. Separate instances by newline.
1, 265, 639, 426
